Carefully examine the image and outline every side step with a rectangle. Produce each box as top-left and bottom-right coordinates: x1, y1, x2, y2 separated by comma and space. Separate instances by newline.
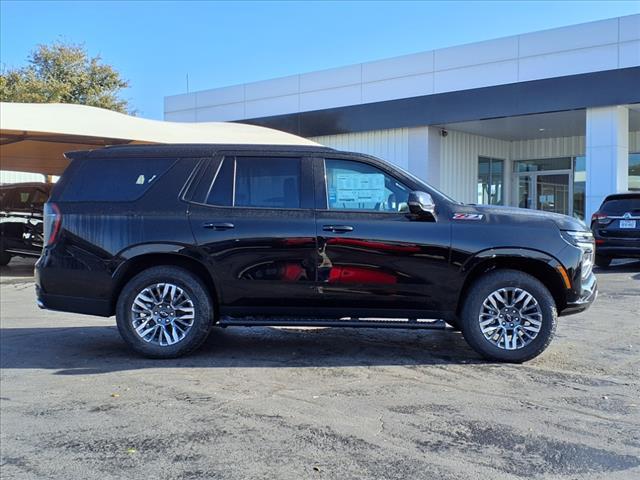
218, 317, 448, 330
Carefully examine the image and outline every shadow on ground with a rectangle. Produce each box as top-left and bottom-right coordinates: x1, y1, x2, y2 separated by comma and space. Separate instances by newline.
594, 259, 640, 275
0, 257, 37, 283
0, 323, 483, 374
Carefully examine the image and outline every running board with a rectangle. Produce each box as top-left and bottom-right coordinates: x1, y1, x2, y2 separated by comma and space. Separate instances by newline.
218, 317, 448, 330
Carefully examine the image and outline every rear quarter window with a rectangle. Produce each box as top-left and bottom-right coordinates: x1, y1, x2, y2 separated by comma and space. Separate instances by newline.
59, 157, 176, 202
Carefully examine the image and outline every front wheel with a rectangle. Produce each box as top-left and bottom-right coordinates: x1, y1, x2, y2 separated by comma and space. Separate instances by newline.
116, 266, 215, 358
460, 270, 557, 363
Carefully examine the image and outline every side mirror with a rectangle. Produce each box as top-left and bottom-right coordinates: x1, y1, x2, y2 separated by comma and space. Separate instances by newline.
408, 191, 436, 220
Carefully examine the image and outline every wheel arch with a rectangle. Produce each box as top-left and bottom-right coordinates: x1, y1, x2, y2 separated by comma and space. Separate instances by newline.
456, 249, 569, 316
110, 250, 220, 316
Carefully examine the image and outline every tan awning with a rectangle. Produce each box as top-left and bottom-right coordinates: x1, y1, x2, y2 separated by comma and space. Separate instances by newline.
0, 102, 319, 175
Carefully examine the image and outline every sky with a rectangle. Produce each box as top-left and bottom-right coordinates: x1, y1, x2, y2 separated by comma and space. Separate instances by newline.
1, 1, 639, 120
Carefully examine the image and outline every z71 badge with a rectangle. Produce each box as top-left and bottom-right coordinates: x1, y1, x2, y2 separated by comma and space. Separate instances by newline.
452, 213, 484, 221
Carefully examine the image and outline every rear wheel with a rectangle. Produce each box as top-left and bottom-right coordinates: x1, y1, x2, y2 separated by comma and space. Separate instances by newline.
116, 266, 215, 358
595, 255, 611, 268
460, 269, 557, 363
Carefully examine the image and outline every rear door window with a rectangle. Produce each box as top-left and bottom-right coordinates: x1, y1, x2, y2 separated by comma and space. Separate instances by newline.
235, 157, 301, 208
60, 158, 176, 202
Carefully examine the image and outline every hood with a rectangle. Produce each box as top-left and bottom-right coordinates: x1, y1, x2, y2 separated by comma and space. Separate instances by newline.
466, 204, 588, 231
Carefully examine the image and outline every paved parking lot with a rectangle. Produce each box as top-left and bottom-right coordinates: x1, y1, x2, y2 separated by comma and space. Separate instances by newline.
1, 258, 639, 479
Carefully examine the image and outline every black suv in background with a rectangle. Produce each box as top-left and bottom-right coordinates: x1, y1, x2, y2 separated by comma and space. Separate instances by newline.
36, 145, 597, 362
0, 182, 52, 265
590, 192, 640, 267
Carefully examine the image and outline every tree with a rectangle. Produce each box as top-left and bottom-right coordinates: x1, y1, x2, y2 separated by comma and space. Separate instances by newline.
0, 41, 131, 113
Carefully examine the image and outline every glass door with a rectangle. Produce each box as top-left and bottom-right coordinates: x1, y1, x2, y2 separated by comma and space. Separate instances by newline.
536, 173, 570, 215
515, 171, 572, 216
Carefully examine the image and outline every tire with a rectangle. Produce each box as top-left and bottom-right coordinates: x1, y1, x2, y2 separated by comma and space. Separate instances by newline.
0, 250, 11, 266
460, 269, 557, 363
595, 255, 611, 268
116, 266, 215, 358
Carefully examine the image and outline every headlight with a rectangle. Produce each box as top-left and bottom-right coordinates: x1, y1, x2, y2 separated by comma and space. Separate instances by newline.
563, 230, 595, 280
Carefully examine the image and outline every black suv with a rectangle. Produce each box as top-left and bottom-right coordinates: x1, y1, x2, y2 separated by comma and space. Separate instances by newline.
1, 182, 52, 265
36, 145, 597, 362
590, 192, 640, 267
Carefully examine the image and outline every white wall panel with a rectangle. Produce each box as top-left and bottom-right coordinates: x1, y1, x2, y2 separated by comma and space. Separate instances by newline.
300, 64, 361, 92
245, 94, 299, 119
619, 40, 640, 69
518, 17, 618, 57
440, 130, 510, 204
434, 36, 518, 71
362, 51, 434, 82
164, 93, 196, 113
434, 60, 519, 93
518, 45, 618, 82
164, 109, 197, 122
299, 85, 361, 112
362, 73, 433, 104
510, 136, 585, 160
195, 103, 245, 122
310, 128, 410, 170
619, 14, 640, 42
196, 85, 244, 107
245, 75, 299, 101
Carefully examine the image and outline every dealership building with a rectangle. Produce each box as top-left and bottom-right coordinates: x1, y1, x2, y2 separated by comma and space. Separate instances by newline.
165, 14, 640, 221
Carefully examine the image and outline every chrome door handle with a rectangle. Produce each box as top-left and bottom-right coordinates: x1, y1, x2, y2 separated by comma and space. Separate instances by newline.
322, 225, 354, 233
203, 222, 235, 230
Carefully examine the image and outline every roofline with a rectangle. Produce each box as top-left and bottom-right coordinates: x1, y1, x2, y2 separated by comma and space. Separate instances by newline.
65, 143, 336, 160
238, 67, 640, 137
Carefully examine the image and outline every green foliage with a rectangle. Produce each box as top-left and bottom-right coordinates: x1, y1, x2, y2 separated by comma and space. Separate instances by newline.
0, 41, 131, 113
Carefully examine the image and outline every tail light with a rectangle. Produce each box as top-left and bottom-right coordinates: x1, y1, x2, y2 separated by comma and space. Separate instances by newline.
590, 212, 612, 226
43, 202, 62, 246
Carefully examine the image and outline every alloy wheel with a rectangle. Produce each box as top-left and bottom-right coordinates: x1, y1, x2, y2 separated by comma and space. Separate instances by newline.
130, 283, 195, 346
478, 287, 543, 350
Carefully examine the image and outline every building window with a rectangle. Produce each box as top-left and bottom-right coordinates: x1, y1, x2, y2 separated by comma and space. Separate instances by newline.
477, 157, 504, 205
630, 153, 640, 191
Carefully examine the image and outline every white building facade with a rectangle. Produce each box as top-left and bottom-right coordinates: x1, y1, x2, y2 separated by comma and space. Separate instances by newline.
165, 15, 640, 221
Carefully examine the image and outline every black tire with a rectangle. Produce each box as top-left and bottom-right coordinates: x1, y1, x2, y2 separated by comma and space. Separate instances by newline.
0, 250, 11, 266
595, 255, 611, 268
460, 269, 557, 363
116, 266, 215, 358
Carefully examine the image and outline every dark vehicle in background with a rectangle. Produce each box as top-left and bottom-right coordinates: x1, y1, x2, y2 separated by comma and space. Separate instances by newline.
0, 182, 52, 265
36, 144, 597, 363
590, 192, 640, 268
